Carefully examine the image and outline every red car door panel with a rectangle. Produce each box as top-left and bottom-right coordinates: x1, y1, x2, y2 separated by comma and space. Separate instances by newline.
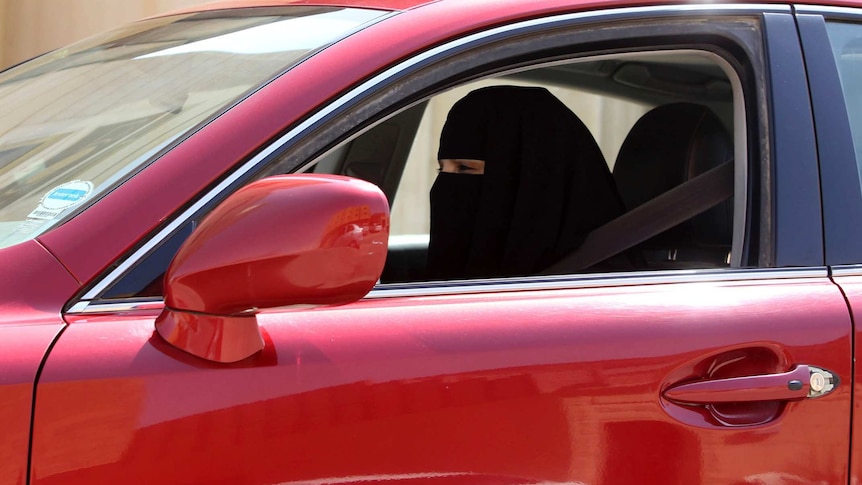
0, 241, 77, 485
32, 274, 851, 484
792, 11, 862, 485
0, 324, 64, 485
822, 273, 862, 483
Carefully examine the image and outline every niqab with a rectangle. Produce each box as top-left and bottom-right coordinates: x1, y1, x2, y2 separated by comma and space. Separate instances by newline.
427, 85, 624, 280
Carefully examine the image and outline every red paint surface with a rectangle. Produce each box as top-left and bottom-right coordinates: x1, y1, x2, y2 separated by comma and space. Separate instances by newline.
0, 241, 80, 318
154, 174, 389, 362
828, 275, 862, 485
0, 324, 64, 485
34, 278, 851, 484
155, 311, 266, 363
163, 175, 388, 315
0, 243, 77, 485
0, 1, 853, 483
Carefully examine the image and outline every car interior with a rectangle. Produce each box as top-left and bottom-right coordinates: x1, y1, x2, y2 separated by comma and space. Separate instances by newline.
98, 48, 742, 300
301, 49, 739, 284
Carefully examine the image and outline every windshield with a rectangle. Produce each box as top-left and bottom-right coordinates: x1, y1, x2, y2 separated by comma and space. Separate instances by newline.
0, 6, 384, 248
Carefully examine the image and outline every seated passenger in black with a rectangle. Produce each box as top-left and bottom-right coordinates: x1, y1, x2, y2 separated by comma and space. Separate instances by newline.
427, 85, 624, 280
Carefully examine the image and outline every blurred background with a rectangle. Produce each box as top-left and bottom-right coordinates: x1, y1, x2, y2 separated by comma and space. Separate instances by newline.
0, 0, 208, 69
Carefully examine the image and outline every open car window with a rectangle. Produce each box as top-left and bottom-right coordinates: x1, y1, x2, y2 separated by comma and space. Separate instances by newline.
299, 50, 740, 285
97, 33, 747, 300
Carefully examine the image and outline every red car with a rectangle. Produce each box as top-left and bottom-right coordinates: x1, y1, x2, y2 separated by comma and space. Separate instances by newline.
1, 0, 861, 483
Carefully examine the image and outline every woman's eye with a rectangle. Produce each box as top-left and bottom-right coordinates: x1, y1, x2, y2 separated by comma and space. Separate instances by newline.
458, 165, 473, 173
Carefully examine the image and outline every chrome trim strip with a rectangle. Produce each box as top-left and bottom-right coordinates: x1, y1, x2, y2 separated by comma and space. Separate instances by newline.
830, 265, 862, 277
69, 266, 828, 314
794, 5, 862, 17
66, 301, 91, 313
366, 267, 828, 299
80, 3, 786, 302
68, 300, 165, 315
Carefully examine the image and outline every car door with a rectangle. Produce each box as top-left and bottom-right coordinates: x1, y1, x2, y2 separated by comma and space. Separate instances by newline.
796, 5, 862, 485
31, 4, 853, 485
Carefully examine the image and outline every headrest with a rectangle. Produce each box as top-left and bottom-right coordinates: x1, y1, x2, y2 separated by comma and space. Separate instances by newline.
613, 103, 733, 248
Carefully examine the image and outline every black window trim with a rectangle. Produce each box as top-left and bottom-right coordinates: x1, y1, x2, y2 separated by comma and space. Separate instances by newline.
794, 6, 862, 266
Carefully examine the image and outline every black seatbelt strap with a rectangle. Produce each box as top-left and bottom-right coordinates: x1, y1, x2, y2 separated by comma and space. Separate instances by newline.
543, 161, 734, 274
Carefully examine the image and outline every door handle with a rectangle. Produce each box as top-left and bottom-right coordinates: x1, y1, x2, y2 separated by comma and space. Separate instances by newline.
663, 365, 839, 405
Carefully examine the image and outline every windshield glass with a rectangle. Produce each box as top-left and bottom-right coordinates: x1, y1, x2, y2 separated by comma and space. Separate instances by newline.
0, 6, 384, 248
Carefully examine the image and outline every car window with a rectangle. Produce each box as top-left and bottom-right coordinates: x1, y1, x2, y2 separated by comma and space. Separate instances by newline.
340, 52, 738, 283
97, 21, 749, 300
292, 51, 745, 284
826, 21, 862, 183
389, 79, 649, 238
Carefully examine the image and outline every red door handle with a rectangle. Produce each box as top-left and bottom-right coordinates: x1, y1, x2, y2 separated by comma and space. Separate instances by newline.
663, 365, 838, 404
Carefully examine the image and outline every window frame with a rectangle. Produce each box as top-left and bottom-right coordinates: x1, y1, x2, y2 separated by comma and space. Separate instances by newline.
71, 4, 808, 311
795, 7, 862, 267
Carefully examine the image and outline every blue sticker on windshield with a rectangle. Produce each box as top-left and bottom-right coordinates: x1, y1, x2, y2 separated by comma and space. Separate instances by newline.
28, 180, 94, 220
48, 187, 87, 202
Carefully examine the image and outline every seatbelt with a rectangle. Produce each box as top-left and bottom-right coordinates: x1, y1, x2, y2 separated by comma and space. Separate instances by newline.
543, 160, 734, 274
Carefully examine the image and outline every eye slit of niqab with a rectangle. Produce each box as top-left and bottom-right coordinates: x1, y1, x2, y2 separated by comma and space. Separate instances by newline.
439, 158, 486, 174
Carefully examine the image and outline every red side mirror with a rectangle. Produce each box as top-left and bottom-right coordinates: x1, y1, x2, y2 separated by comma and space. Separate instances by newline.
156, 174, 389, 363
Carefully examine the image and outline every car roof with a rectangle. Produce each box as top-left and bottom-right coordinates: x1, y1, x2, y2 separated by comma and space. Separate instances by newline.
161, 0, 862, 16
162, 0, 436, 15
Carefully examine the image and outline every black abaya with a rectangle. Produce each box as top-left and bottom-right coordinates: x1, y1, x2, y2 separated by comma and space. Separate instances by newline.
427, 85, 624, 280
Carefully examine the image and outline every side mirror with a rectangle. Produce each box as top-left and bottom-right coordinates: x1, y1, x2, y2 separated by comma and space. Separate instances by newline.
155, 174, 390, 363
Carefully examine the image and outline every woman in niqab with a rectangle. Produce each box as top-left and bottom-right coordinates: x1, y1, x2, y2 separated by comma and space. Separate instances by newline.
427, 85, 624, 280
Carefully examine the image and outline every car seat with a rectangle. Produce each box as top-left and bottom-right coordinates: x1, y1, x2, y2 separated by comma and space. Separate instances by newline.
612, 102, 734, 268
